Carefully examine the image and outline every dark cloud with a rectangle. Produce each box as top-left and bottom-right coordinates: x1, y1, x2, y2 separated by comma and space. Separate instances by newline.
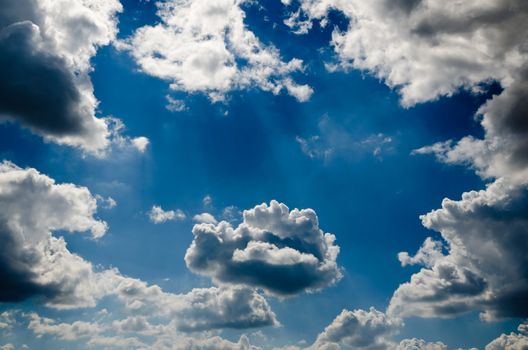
185, 201, 342, 296
0, 0, 124, 153
0, 222, 56, 302
389, 180, 528, 320
0, 22, 88, 137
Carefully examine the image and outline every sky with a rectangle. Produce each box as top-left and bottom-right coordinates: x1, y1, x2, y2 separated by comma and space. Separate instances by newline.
0, 0, 527, 349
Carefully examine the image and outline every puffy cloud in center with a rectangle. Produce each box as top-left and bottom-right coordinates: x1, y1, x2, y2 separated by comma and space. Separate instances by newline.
185, 200, 342, 296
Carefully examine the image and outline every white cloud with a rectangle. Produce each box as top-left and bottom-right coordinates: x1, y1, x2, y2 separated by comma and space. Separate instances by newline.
148, 205, 186, 224
120, 0, 313, 102
286, 0, 528, 107
310, 307, 402, 350
185, 200, 342, 296
486, 321, 528, 350
193, 212, 218, 224
395, 339, 446, 350
132, 137, 150, 153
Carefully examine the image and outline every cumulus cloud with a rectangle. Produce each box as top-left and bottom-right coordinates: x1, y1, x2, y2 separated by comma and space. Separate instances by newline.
283, 0, 528, 322
120, 0, 313, 102
185, 200, 342, 296
0, 160, 108, 307
27, 304, 270, 349
286, 0, 528, 106
148, 205, 186, 224
486, 321, 528, 350
0, 0, 146, 154
389, 179, 528, 320
0, 160, 277, 333
309, 307, 402, 350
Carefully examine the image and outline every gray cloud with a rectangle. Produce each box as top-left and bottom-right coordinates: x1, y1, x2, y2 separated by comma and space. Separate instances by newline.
185, 200, 342, 296
0, 0, 133, 154
389, 179, 528, 320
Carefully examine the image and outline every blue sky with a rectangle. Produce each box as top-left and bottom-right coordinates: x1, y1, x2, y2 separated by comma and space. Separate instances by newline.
0, 1, 527, 349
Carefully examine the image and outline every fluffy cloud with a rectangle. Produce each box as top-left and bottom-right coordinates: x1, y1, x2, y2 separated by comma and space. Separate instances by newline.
148, 205, 186, 224
120, 0, 313, 102
0, 0, 137, 154
389, 179, 528, 320
0, 160, 108, 307
286, 0, 528, 106
412, 67, 528, 185
395, 339, 446, 350
0, 160, 277, 332
309, 307, 402, 350
486, 322, 528, 350
185, 200, 342, 296
284, 0, 528, 322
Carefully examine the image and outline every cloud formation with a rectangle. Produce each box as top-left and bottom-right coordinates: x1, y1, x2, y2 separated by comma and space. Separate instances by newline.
283, 0, 528, 322
0, 161, 277, 332
0, 0, 130, 154
120, 0, 313, 102
148, 205, 186, 224
486, 321, 528, 350
310, 307, 402, 350
185, 200, 342, 296
286, 0, 528, 106
389, 179, 528, 320
0, 160, 107, 307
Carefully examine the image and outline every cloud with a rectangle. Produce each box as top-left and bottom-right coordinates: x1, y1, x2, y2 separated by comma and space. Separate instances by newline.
412, 66, 528, 185
120, 0, 312, 102
284, 0, 528, 323
193, 212, 218, 224
286, 0, 528, 106
395, 339, 446, 350
0, 160, 277, 332
0, 0, 138, 154
0, 160, 108, 307
389, 179, 528, 320
131, 137, 150, 153
185, 200, 342, 296
486, 321, 528, 350
148, 205, 186, 224
310, 307, 402, 350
